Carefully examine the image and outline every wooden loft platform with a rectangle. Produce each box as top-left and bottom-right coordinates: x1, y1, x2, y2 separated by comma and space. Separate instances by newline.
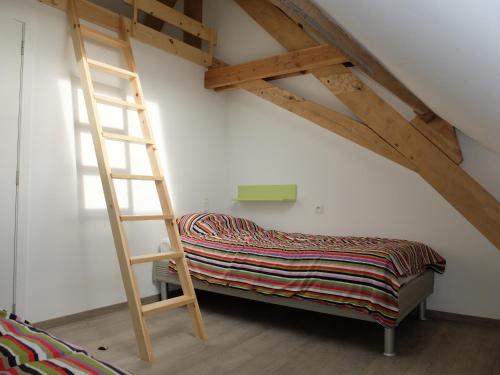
40, 0, 216, 66
38, 0, 499, 250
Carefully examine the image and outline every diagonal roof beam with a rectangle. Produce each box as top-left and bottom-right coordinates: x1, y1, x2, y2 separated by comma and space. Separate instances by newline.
236, 0, 500, 249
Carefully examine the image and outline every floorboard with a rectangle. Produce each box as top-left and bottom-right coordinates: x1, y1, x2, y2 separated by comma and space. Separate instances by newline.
46, 291, 500, 375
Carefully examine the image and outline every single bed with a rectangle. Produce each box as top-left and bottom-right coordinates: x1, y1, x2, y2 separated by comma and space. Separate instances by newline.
153, 213, 446, 356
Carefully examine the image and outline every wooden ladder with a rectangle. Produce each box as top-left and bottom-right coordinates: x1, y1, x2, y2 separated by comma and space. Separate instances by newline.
67, 0, 207, 362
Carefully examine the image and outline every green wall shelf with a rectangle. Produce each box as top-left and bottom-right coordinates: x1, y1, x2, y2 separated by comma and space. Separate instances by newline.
234, 184, 297, 202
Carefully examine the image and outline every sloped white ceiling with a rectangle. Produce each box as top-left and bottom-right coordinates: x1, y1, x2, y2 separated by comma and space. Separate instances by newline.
315, 0, 500, 156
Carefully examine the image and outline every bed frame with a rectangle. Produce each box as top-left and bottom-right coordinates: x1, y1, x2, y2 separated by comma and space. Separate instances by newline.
153, 261, 433, 356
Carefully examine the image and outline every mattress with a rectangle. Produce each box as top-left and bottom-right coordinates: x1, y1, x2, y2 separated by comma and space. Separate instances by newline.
160, 239, 422, 287
164, 213, 446, 328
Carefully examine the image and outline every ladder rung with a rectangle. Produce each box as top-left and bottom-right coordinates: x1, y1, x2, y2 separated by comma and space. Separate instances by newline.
87, 58, 138, 79
102, 132, 154, 145
80, 25, 128, 48
95, 94, 144, 111
142, 295, 195, 317
130, 252, 183, 265
120, 214, 174, 221
111, 173, 163, 181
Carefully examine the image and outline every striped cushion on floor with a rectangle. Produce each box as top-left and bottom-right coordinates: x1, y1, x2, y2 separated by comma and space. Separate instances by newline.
0, 310, 129, 374
0, 353, 129, 375
0, 318, 86, 370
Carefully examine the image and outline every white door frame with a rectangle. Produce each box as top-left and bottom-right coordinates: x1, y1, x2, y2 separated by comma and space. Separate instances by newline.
12, 19, 26, 314
8, 17, 31, 317
0, 17, 25, 313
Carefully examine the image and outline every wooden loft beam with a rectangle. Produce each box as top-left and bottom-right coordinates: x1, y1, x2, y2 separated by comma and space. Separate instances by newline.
123, 0, 214, 43
134, 21, 212, 66
123, 0, 216, 64
184, 0, 203, 48
38, 0, 214, 66
268, 0, 433, 118
205, 44, 348, 89
141, 0, 203, 48
142, 0, 205, 48
143, 0, 178, 31
236, 0, 500, 249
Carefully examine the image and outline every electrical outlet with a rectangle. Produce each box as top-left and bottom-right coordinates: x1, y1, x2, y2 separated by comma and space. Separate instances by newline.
314, 203, 324, 214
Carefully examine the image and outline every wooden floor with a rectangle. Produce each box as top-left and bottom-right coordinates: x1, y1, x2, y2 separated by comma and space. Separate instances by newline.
47, 291, 500, 375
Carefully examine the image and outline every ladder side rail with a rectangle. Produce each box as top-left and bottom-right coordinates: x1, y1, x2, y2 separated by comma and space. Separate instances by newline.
119, 17, 207, 340
68, 1, 154, 361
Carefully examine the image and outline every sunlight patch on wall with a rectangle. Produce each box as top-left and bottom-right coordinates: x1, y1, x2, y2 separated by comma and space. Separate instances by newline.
127, 97, 143, 138
72, 81, 167, 214
145, 101, 175, 209
98, 103, 124, 130
129, 143, 152, 175
77, 89, 89, 125
58, 79, 78, 173
80, 134, 126, 169
132, 181, 161, 213
83, 175, 129, 209
106, 139, 127, 169
80, 132, 96, 167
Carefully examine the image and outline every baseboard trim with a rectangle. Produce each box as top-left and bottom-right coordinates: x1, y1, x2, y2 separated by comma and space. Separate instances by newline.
428, 309, 500, 327
35, 294, 160, 330
34, 295, 500, 330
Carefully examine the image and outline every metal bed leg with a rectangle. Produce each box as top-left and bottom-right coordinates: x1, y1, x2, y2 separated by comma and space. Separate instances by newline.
160, 282, 168, 300
383, 328, 396, 357
419, 299, 427, 321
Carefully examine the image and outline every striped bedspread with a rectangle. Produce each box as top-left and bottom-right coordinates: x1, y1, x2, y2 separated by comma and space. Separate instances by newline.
0, 310, 128, 375
174, 213, 446, 328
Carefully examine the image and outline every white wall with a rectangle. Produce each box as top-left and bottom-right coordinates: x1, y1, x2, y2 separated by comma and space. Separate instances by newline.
1, 0, 227, 322
3, 0, 499, 323
206, 0, 500, 320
